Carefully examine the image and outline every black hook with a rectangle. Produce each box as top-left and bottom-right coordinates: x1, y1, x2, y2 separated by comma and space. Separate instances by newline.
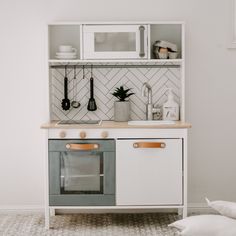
82, 65, 85, 79
65, 65, 67, 76
74, 65, 76, 78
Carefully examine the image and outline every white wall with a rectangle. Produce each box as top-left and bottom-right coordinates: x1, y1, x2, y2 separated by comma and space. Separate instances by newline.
0, 0, 236, 209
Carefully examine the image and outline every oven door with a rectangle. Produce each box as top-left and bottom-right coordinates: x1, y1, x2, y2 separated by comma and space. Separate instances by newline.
48, 139, 115, 206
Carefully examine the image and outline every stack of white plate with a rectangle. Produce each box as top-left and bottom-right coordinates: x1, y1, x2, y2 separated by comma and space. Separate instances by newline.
55, 45, 78, 60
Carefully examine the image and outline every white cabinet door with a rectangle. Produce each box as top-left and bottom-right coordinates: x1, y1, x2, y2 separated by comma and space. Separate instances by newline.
116, 139, 182, 205
83, 25, 148, 59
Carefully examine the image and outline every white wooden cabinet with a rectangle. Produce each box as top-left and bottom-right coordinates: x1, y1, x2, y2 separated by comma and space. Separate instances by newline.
48, 21, 184, 62
44, 21, 188, 229
116, 139, 182, 206
43, 127, 189, 229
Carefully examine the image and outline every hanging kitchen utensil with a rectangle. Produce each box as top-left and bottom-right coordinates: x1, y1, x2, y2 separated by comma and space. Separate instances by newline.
61, 66, 71, 111
71, 65, 81, 109
87, 65, 97, 111
82, 65, 85, 79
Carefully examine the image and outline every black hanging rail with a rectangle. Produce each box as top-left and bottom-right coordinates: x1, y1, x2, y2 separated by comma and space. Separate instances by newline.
50, 64, 180, 69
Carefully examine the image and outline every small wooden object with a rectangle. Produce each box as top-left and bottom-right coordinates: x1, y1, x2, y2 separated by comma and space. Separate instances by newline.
79, 131, 86, 139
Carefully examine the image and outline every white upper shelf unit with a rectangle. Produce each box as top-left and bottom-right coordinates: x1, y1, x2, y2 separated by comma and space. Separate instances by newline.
48, 21, 185, 63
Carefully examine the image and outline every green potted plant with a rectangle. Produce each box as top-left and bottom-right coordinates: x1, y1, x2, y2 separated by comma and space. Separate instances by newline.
111, 85, 135, 122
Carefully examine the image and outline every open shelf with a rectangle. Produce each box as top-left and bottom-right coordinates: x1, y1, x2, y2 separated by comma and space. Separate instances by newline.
150, 24, 182, 59
48, 25, 81, 60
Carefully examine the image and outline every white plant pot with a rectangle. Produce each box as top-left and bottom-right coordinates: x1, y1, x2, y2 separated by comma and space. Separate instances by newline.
114, 101, 130, 122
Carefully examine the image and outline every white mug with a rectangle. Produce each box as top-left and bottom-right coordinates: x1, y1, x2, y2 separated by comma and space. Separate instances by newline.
59, 45, 77, 53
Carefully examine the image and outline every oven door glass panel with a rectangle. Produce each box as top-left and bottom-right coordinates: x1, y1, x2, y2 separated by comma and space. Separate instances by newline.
94, 32, 136, 52
60, 151, 103, 194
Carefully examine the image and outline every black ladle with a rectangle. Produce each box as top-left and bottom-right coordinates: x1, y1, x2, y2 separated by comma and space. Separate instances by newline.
87, 65, 97, 111
71, 65, 81, 109
61, 66, 70, 111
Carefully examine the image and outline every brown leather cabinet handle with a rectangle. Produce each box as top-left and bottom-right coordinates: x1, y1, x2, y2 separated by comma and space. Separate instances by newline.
133, 142, 166, 149
66, 143, 99, 150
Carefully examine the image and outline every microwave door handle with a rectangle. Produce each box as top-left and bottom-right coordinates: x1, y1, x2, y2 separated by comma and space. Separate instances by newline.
139, 26, 145, 58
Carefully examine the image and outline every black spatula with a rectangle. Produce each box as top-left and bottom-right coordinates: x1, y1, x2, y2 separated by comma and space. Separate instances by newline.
87, 66, 97, 111
61, 66, 70, 111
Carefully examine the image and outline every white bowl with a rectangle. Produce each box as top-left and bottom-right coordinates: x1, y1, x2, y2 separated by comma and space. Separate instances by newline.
56, 52, 77, 56
55, 55, 77, 59
59, 45, 76, 53
168, 52, 178, 59
158, 52, 168, 59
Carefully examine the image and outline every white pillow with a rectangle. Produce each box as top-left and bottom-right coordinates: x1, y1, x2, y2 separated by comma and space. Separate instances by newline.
169, 215, 236, 236
206, 198, 236, 219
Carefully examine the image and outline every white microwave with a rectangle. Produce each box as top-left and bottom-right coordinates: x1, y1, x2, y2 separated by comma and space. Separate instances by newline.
82, 24, 148, 60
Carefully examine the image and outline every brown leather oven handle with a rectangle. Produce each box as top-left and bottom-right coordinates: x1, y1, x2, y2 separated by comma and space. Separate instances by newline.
133, 142, 166, 149
66, 143, 99, 150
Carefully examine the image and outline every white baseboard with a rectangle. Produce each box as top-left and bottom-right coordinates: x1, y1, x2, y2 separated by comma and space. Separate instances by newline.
0, 205, 44, 214
56, 208, 178, 214
188, 203, 215, 214
0, 204, 214, 215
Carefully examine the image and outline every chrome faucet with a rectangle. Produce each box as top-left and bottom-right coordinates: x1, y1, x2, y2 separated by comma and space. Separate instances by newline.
141, 82, 159, 120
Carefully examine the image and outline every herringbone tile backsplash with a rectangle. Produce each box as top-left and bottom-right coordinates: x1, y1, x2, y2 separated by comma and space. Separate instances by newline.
50, 66, 181, 120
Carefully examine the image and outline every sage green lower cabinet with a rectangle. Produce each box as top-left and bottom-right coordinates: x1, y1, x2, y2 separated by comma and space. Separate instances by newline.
48, 139, 115, 206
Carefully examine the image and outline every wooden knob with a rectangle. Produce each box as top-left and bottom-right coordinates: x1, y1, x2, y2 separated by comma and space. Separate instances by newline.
101, 131, 108, 138
59, 131, 66, 138
80, 131, 86, 139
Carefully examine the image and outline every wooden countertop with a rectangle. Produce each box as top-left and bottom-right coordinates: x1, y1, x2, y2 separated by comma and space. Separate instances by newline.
41, 120, 191, 129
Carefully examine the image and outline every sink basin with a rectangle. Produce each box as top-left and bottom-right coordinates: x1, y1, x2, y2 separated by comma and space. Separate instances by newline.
128, 120, 175, 125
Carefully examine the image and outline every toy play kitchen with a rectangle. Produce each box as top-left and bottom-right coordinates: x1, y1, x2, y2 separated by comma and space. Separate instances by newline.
41, 21, 191, 229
